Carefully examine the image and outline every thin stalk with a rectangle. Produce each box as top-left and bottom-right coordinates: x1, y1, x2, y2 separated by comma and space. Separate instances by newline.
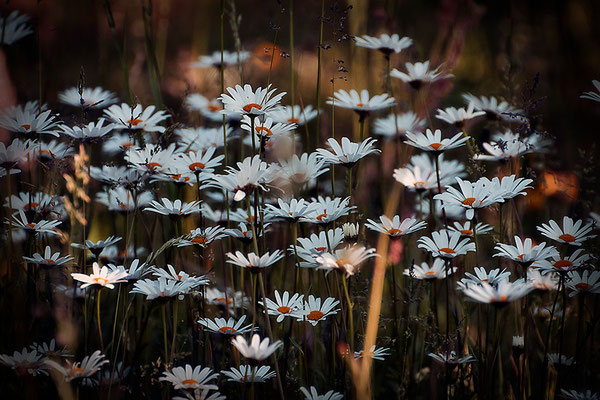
315, 0, 325, 150
162, 302, 169, 363
97, 288, 104, 353
170, 299, 179, 362
434, 153, 448, 228
342, 274, 354, 351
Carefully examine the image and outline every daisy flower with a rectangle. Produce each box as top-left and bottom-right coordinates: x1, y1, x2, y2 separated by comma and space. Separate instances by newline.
178, 226, 227, 248
404, 258, 456, 280
0, 138, 35, 173
278, 152, 327, 186
301, 196, 356, 224
45, 350, 108, 382
107, 259, 150, 282
190, 49, 250, 68
300, 386, 344, 400
474, 138, 535, 161
151, 264, 209, 285
144, 198, 202, 217
104, 103, 169, 132
0, 107, 60, 137
265, 198, 315, 221
537, 216, 596, 246
561, 389, 599, 400
23, 246, 73, 267
354, 33, 412, 55
7, 210, 61, 237
326, 89, 394, 117
527, 270, 559, 291
365, 215, 426, 237
71, 262, 128, 289
172, 388, 226, 400
418, 230, 475, 259
316, 137, 380, 167
459, 267, 511, 288
296, 295, 341, 326
221, 365, 276, 383
391, 61, 452, 89
224, 222, 256, 244
405, 129, 469, 153
231, 334, 282, 361
428, 351, 476, 364
59, 119, 115, 142
130, 277, 196, 300
259, 290, 304, 323
292, 228, 345, 268
184, 94, 237, 122
36, 140, 73, 163
480, 175, 533, 200
315, 245, 377, 276
533, 249, 591, 274
198, 315, 254, 335
96, 187, 154, 213
448, 221, 493, 238
0, 11, 33, 45
434, 177, 505, 220
208, 155, 274, 201
566, 270, 600, 297
341, 222, 360, 241
91, 166, 146, 187
226, 250, 284, 272
125, 143, 179, 174
177, 147, 225, 175
4, 191, 59, 215
241, 115, 296, 140
30, 339, 70, 358
435, 103, 486, 127
58, 87, 118, 109
0, 347, 47, 376
462, 93, 521, 121
460, 279, 533, 304
580, 80, 600, 103
160, 364, 219, 390
269, 104, 319, 126
372, 112, 425, 139
493, 236, 558, 265
71, 236, 122, 256
204, 287, 248, 311
102, 132, 151, 155
353, 345, 391, 361
220, 84, 285, 116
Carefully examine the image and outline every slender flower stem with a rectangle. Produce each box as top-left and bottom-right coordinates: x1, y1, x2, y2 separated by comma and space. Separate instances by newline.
170, 299, 179, 362
162, 302, 168, 363
97, 288, 104, 353
434, 153, 448, 228
315, 0, 325, 151
341, 274, 354, 351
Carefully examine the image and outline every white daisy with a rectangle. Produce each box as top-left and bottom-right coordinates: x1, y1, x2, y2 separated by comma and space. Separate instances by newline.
460, 279, 533, 304
0, 347, 47, 376
353, 345, 391, 361
226, 250, 284, 272
71, 262, 128, 289
458, 267, 511, 289
532, 249, 590, 274
159, 364, 219, 390
316, 137, 380, 166
527, 270, 559, 291
125, 143, 179, 174
144, 198, 202, 217
96, 187, 153, 212
45, 350, 108, 382
300, 196, 356, 224
326, 89, 394, 115
190, 49, 250, 68
231, 334, 282, 361
537, 216, 596, 246
184, 94, 237, 122
404, 258, 456, 280
566, 270, 600, 297
435, 103, 486, 127
480, 175, 533, 200
405, 129, 469, 153
220, 84, 285, 116
299, 386, 344, 400
6, 210, 61, 237
447, 221, 493, 238
59, 118, 116, 142
561, 389, 599, 400
129, 277, 196, 300
365, 215, 426, 237
269, 104, 318, 126
296, 295, 340, 326
198, 315, 254, 335
0, 107, 60, 136
23, 246, 73, 267
315, 245, 377, 276
0, 11, 33, 45
354, 33, 412, 54
58, 87, 118, 109
372, 112, 425, 139
493, 236, 559, 265
580, 80, 600, 103
265, 198, 315, 221
259, 290, 304, 323
417, 230, 475, 259
462, 93, 521, 121
177, 226, 227, 248
208, 155, 274, 201
278, 152, 328, 186
221, 365, 276, 383
103, 103, 169, 132
434, 177, 505, 220
428, 351, 475, 364
391, 61, 452, 89
36, 140, 74, 162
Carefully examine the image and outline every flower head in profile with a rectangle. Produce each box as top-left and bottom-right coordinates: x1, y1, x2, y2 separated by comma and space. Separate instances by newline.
537, 216, 596, 246
278, 152, 328, 186
460, 279, 533, 304
0, 11, 33, 45
59, 118, 115, 142
144, 198, 202, 217
58, 87, 118, 109
265, 198, 315, 222
45, 350, 108, 382
72, 235, 122, 255
428, 351, 475, 364
130, 277, 196, 300
533, 249, 590, 275
580, 80, 600, 103
159, 364, 219, 390
260, 290, 304, 323
269, 104, 318, 126
190, 49, 250, 68
221, 365, 276, 383
404, 258, 456, 280
327, 89, 394, 117
448, 221, 493, 238
434, 177, 505, 220
316, 137, 380, 167
566, 270, 600, 297
226, 250, 284, 272
197, 315, 254, 335
185, 94, 236, 122
71, 262, 128, 289
365, 215, 426, 237
391, 61, 452, 89
373, 112, 425, 139
354, 33, 412, 55
459, 267, 511, 289
300, 386, 344, 400
561, 389, 599, 400
7, 210, 61, 237
23, 246, 73, 267
107, 259, 150, 282
151, 265, 210, 289
394, 153, 466, 192
231, 334, 282, 361
125, 143, 179, 174
0, 347, 48, 376
104, 103, 169, 132
0, 106, 60, 137
296, 295, 340, 326
292, 228, 345, 268
418, 230, 475, 259
353, 345, 391, 361
493, 236, 558, 266
172, 388, 226, 400
527, 270, 559, 291
220, 84, 285, 116
315, 245, 377, 276
0, 138, 35, 174
301, 196, 356, 225
177, 226, 227, 248
208, 155, 274, 201
405, 129, 469, 153
480, 175, 533, 200
462, 93, 521, 121
436, 103, 486, 128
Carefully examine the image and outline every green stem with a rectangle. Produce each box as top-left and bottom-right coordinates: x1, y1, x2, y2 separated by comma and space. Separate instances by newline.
341, 274, 354, 351
162, 302, 169, 363
97, 288, 104, 353
170, 299, 178, 362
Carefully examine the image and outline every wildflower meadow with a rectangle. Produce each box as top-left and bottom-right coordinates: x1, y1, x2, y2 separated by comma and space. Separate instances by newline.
1, 1, 599, 399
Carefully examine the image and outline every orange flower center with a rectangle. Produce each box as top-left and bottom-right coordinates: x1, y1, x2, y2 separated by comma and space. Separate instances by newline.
70, 367, 84, 376
498, 295, 507, 302
26, 223, 36, 228
256, 126, 273, 136
182, 379, 199, 386
192, 237, 208, 244
387, 228, 403, 235
315, 247, 326, 252
215, 297, 233, 304
24, 202, 40, 210
576, 283, 590, 291
307, 310, 324, 321
45, 259, 56, 264
127, 118, 143, 126
460, 229, 473, 235
21, 124, 31, 130
462, 197, 477, 206
207, 103, 221, 112
277, 306, 291, 314
94, 277, 108, 285
414, 181, 425, 187
425, 271, 436, 276
356, 103, 364, 107
429, 143, 443, 150
553, 260, 572, 269
219, 326, 236, 334
439, 248, 455, 254
39, 149, 51, 156
558, 233, 576, 242
243, 103, 262, 113
146, 162, 162, 171
121, 141, 135, 149
188, 162, 206, 171
316, 212, 327, 221
287, 117, 300, 123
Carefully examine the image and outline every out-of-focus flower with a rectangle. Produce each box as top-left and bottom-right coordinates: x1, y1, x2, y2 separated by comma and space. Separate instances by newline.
104, 103, 169, 132
373, 112, 425, 139
269, 105, 318, 126
316, 137, 380, 167
231, 334, 282, 361
354, 33, 412, 54
221, 365, 276, 383
45, 350, 108, 383
462, 93, 521, 121
460, 279, 533, 304
404, 258, 456, 280
299, 386, 344, 400
0, 347, 48, 376
428, 351, 475, 364
315, 245, 377, 276
418, 230, 475, 259
0, 11, 33, 45
435, 103, 485, 127
580, 80, 600, 103
160, 364, 219, 390
190, 50, 250, 68
58, 87, 118, 109
391, 61, 452, 89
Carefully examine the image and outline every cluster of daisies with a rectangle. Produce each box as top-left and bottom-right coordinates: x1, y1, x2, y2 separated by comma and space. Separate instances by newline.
1, 9, 600, 399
